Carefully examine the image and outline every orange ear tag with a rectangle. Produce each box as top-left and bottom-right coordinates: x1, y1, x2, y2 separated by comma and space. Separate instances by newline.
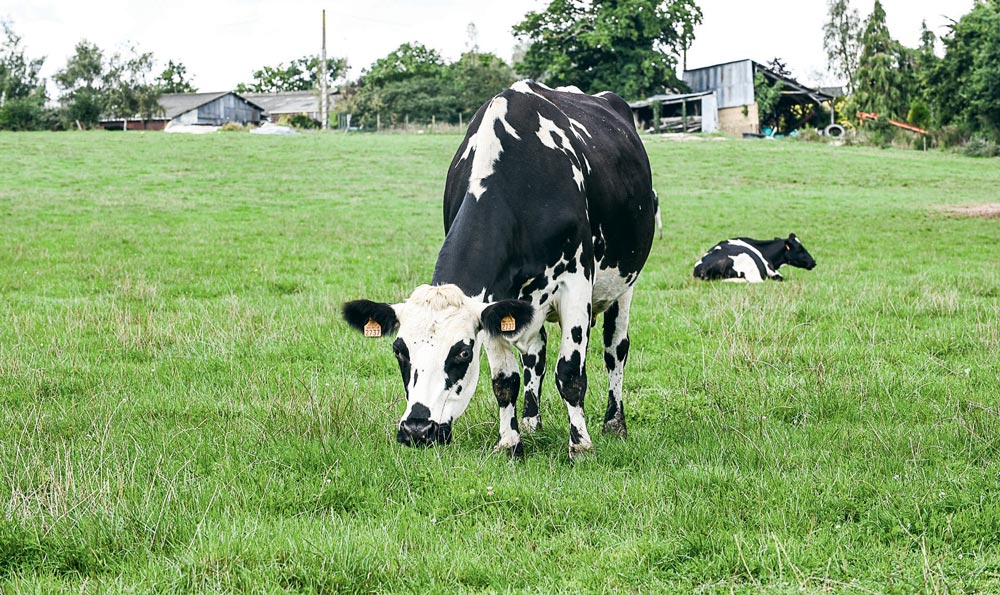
500, 315, 516, 332
364, 320, 382, 337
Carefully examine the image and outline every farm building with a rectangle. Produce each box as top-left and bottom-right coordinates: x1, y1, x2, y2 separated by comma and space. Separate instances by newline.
629, 91, 719, 133
242, 91, 338, 125
100, 92, 265, 131
681, 59, 836, 135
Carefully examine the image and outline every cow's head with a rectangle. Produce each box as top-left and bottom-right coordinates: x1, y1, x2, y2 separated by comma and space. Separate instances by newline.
342, 284, 534, 447
784, 234, 816, 270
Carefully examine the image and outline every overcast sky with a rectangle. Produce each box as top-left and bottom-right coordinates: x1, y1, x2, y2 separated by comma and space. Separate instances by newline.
3, 0, 975, 95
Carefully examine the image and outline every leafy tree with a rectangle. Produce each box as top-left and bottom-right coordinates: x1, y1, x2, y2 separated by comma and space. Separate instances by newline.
823, 0, 862, 93
852, 0, 912, 119
237, 55, 347, 93
102, 45, 162, 123
448, 51, 516, 120
927, 1, 1000, 138
512, 0, 703, 99
0, 20, 49, 130
360, 43, 445, 88
158, 59, 197, 93
55, 40, 105, 128
753, 71, 784, 130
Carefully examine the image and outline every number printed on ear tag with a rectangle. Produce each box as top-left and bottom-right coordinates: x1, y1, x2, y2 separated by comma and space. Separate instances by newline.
500, 315, 516, 332
364, 320, 382, 337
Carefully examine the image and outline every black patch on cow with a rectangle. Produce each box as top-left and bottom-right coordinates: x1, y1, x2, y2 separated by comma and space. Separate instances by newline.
393, 338, 411, 389
569, 424, 584, 445
407, 402, 431, 421
604, 390, 618, 420
510, 417, 519, 431
616, 337, 630, 363
556, 351, 586, 407
519, 275, 548, 299
481, 300, 534, 338
491, 372, 520, 408
603, 302, 620, 347
443, 340, 474, 390
522, 353, 537, 369
342, 300, 399, 336
604, 352, 616, 371
539, 293, 548, 305
523, 368, 532, 385
571, 326, 583, 344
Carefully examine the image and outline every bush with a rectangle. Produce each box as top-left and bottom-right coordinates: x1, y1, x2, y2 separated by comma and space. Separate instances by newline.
962, 136, 1000, 158
220, 122, 247, 132
937, 125, 969, 149
288, 114, 320, 129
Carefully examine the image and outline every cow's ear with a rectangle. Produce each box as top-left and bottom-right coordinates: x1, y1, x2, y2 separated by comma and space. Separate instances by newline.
342, 300, 399, 338
480, 300, 534, 338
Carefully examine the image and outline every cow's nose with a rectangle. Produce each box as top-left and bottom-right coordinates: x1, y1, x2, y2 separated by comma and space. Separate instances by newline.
398, 419, 436, 446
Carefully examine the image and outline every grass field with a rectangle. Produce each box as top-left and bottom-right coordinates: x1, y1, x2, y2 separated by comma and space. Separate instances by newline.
2, 130, 999, 593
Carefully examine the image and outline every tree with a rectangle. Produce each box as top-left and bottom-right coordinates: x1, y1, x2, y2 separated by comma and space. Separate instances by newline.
927, 1, 1000, 138
55, 40, 105, 128
236, 55, 347, 93
512, 0, 703, 100
852, 0, 912, 119
449, 51, 516, 120
102, 45, 162, 123
823, 0, 862, 93
158, 59, 196, 93
360, 43, 445, 88
0, 20, 49, 130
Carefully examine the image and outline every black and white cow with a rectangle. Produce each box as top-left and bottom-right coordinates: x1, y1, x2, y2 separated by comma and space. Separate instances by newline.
343, 80, 656, 458
693, 234, 816, 282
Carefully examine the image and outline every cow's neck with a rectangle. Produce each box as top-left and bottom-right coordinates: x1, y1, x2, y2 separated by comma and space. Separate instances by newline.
431, 198, 520, 300
747, 238, 787, 269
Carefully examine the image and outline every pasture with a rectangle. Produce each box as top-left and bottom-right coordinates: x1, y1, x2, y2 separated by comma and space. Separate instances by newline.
2, 130, 999, 593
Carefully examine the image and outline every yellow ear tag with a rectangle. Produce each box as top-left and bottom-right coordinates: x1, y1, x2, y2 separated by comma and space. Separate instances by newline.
364, 319, 382, 337
500, 315, 516, 332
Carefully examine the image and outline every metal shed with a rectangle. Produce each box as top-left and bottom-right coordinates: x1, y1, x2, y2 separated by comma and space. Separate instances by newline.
682, 59, 835, 135
100, 92, 264, 130
629, 91, 718, 134
242, 91, 338, 124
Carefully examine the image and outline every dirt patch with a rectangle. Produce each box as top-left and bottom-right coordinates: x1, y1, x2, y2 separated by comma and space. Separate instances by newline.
932, 203, 1000, 219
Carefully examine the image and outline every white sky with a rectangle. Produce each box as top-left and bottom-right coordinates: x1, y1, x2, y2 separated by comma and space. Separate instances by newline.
2, 0, 975, 96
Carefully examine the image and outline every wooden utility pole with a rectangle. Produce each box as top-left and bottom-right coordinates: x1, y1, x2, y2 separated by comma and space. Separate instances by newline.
320, 9, 329, 130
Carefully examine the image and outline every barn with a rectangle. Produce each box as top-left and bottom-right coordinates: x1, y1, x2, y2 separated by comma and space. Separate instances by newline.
681, 59, 836, 136
242, 91, 338, 125
100, 92, 265, 131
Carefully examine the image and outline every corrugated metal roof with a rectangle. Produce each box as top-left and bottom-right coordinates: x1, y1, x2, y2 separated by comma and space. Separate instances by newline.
157, 92, 266, 118
242, 91, 337, 115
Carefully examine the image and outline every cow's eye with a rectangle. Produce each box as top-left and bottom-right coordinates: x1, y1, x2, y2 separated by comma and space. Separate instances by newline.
456, 348, 471, 361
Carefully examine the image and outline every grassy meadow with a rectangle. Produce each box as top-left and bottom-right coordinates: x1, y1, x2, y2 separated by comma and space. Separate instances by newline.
2, 129, 999, 593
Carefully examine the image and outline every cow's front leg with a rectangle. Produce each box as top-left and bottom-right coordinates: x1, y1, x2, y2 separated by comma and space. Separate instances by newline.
602, 288, 632, 437
517, 327, 547, 433
484, 336, 523, 457
554, 280, 594, 458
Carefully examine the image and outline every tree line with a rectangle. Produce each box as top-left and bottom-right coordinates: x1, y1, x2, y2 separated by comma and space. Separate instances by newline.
822, 0, 1000, 144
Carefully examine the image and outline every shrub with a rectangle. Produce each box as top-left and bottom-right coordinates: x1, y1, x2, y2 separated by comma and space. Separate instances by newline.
962, 136, 1000, 158
287, 114, 320, 129
220, 122, 247, 132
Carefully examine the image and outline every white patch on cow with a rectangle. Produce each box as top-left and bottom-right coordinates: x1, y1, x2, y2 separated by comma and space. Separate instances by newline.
593, 264, 634, 314
555, 85, 584, 94
567, 117, 592, 142
392, 284, 486, 426
536, 115, 585, 192
729, 239, 779, 279
726, 253, 764, 283
468, 96, 521, 200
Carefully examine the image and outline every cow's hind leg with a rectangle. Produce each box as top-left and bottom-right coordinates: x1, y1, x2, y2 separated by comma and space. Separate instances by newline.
602, 288, 633, 437
485, 336, 523, 457
518, 327, 546, 433
555, 279, 594, 458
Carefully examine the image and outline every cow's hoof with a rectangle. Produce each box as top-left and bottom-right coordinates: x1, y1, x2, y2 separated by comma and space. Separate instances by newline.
494, 439, 524, 459
602, 418, 627, 438
520, 415, 541, 434
567, 440, 594, 461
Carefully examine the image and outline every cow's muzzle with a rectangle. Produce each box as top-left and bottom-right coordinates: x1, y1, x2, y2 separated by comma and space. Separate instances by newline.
397, 419, 452, 447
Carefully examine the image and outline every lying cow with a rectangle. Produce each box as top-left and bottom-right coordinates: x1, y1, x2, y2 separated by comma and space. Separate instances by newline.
693, 234, 816, 282
343, 80, 657, 458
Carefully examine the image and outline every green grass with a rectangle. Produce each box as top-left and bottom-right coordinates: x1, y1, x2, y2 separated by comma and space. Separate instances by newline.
2, 130, 999, 593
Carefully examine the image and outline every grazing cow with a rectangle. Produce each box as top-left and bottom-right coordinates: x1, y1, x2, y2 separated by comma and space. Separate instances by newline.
693, 234, 816, 282
343, 80, 656, 458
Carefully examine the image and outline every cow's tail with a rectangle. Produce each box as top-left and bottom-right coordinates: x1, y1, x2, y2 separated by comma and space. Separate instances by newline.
653, 189, 663, 239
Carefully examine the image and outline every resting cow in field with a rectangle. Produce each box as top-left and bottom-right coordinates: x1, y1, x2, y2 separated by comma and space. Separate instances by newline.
693, 234, 816, 282
343, 80, 657, 458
